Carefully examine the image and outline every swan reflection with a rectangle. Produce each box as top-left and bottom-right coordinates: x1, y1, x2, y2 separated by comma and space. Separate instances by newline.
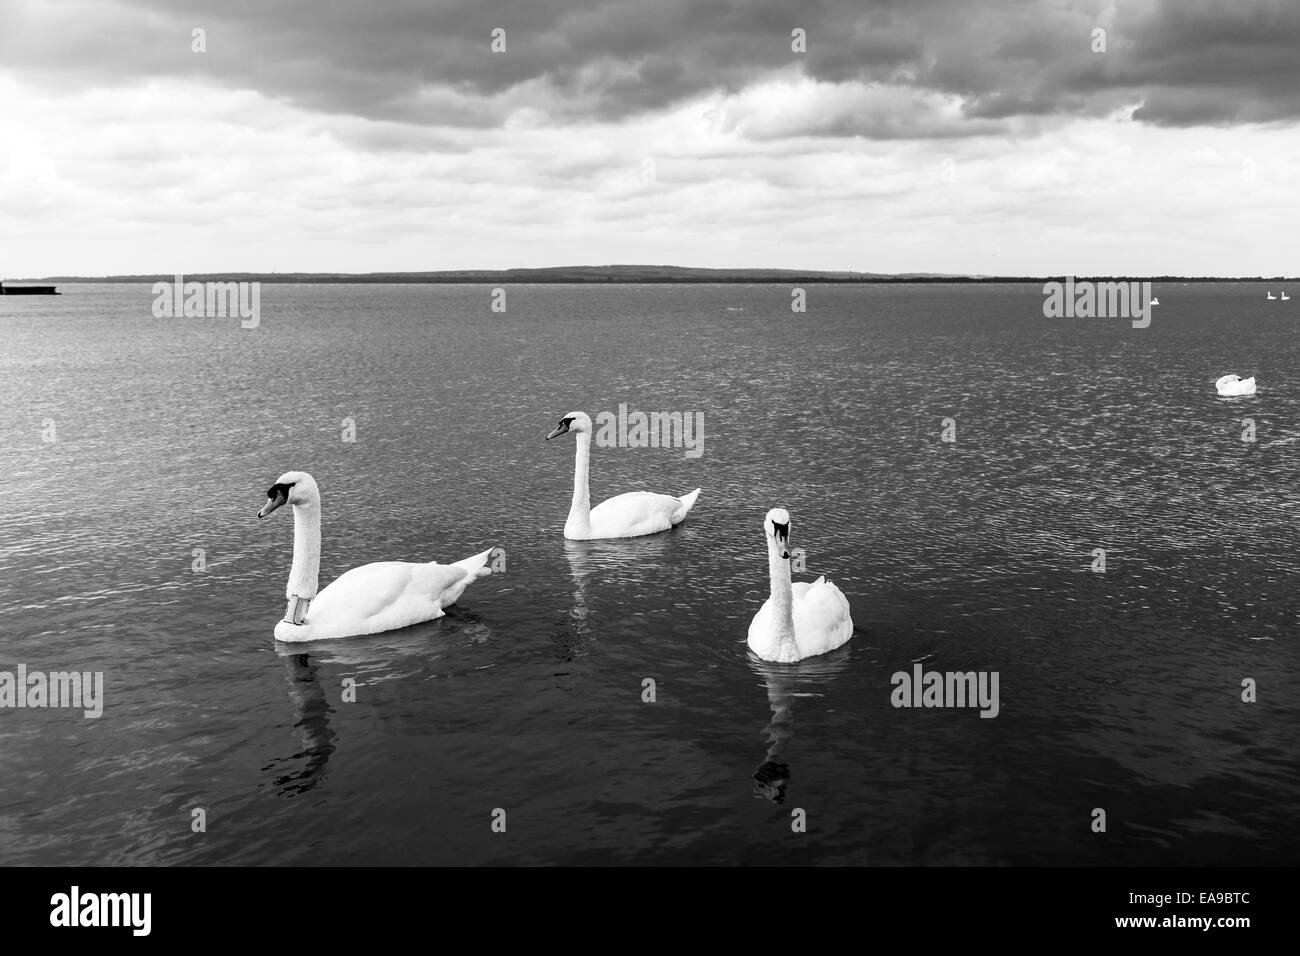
749, 646, 851, 804
562, 535, 675, 640
266, 612, 494, 796
268, 651, 337, 796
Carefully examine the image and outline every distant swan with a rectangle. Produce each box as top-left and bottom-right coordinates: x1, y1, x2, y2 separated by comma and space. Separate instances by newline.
1216, 374, 1257, 397
1267, 292, 1277, 300
546, 412, 699, 540
258, 471, 493, 642
747, 509, 853, 663
1283, 292, 1292, 301
1149, 297, 1159, 305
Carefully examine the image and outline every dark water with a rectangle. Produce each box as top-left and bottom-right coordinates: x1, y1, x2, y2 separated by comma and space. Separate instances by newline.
1, 282, 1296, 865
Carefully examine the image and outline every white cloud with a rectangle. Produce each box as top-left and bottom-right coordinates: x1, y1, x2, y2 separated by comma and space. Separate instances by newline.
1, 71, 1297, 277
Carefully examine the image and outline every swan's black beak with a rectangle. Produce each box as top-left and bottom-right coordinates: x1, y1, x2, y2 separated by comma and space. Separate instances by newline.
258, 487, 288, 519
546, 419, 571, 440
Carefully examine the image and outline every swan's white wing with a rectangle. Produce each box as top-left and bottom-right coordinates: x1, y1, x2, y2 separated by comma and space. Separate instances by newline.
433, 548, 494, 610
587, 491, 687, 539
791, 577, 853, 658
287, 561, 472, 641
674, 488, 701, 522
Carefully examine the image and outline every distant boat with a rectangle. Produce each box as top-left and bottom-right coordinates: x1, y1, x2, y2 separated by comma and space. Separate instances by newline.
1149, 297, 1159, 305
0, 281, 59, 295
1267, 292, 1277, 300
1282, 292, 1291, 301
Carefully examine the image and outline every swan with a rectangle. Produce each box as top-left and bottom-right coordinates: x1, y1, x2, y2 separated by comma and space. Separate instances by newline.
1267, 292, 1277, 300
545, 411, 700, 540
257, 471, 493, 642
1149, 297, 1159, 305
747, 509, 853, 663
1283, 293, 1292, 301
1216, 374, 1257, 397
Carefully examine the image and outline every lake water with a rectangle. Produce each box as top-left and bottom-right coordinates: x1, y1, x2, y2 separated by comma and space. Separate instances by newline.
1, 281, 1296, 865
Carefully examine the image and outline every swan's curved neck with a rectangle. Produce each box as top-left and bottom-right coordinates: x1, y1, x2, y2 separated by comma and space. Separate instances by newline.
765, 539, 797, 654
287, 499, 321, 608
566, 432, 592, 536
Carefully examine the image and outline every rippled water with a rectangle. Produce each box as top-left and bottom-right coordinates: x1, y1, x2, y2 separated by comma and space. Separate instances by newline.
1, 282, 1296, 865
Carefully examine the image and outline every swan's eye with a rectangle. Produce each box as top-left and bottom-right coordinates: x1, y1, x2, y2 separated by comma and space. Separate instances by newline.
772, 521, 789, 541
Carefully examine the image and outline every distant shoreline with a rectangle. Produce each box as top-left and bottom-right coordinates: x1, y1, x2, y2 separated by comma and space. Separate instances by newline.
13, 265, 1299, 285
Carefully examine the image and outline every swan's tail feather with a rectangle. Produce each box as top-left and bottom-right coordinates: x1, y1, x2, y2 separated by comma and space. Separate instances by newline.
673, 488, 701, 524
450, 547, 495, 582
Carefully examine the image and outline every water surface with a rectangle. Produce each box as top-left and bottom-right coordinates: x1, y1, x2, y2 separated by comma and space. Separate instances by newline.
1, 282, 1295, 865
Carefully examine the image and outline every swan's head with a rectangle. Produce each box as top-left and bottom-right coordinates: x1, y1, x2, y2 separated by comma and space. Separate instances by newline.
258, 470, 319, 518
765, 508, 792, 560
546, 411, 592, 440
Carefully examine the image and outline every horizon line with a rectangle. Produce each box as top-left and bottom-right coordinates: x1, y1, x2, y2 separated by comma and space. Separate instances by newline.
9, 266, 1300, 284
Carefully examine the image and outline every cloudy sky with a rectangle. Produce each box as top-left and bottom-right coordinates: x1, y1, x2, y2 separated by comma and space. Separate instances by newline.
2, 0, 1297, 276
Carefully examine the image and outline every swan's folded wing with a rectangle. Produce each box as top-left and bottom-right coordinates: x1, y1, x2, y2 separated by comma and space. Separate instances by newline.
792, 579, 853, 654
588, 491, 681, 538
312, 561, 468, 623
412, 561, 478, 594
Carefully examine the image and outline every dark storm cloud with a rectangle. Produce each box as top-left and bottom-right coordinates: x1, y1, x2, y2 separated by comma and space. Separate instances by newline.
1115, 0, 1300, 125
1, 0, 1297, 134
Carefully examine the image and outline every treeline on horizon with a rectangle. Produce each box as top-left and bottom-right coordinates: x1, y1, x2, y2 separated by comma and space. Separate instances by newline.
28, 272, 1299, 284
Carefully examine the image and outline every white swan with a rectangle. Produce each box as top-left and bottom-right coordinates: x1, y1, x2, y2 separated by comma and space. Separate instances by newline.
1283, 292, 1292, 301
1267, 292, 1277, 300
545, 412, 700, 540
1150, 297, 1159, 305
258, 471, 493, 642
1216, 374, 1257, 397
747, 509, 853, 663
